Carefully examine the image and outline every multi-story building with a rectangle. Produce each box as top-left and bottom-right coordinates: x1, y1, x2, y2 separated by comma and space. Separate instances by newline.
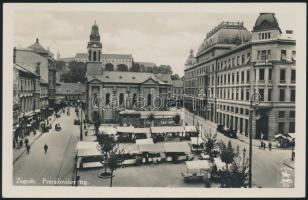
56, 82, 85, 106
184, 13, 296, 140
14, 38, 57, 107
172, 79, 184, 101
40, 79, 49, 120
13, 63, 40, 141
85, 22, 172, 123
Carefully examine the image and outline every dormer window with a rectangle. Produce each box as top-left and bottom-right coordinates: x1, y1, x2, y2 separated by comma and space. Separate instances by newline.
105, 76, 109, 78
119, 76, 122, 79
132, 77, 135, 79
259, 32, 271, 40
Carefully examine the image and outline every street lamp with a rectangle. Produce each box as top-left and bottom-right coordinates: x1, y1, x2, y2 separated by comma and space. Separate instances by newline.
79, 98, 83, 141
248, 91, 261, 188
291, 138, 295, 161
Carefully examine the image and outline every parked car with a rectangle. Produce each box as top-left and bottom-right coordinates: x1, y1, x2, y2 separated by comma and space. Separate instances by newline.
74, 119, 80, 125
224, 128, 237, 138
216, 124, 225, 134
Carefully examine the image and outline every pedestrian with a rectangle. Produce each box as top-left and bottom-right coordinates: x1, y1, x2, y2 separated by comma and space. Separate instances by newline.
263, 142, 266, 150
24, 138, 29, 147
260, 141, 263, 149
26, 144, 31, 154
44, 144, 48, 154
19, 139, 23, 148
269, 142, 272, 151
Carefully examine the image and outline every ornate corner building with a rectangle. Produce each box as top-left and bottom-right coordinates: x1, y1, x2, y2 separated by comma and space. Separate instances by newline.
184, 13, 296, 140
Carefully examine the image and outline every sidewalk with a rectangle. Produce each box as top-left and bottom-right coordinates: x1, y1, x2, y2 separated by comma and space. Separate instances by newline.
184, 110, 291, 150
283, 158, 295, 169
13, 115, 57, 164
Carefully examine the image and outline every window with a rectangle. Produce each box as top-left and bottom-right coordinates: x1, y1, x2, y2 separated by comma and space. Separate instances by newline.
119, 93, 124, 105
232, 73, 234, 83
241, 88, 244, 100
259, 89, 264, 101
268, 89, 272, 101
281, 50, 287, 61
236, 72, 239, 83
241, 71, 244, 82
246, 89, 250, 101
246, 70, 250, 82
241, 55, 245, 64
269, 69, 272, 81
291, 90, 296, 102
278, 122, 285, 134
232, 58, 235, 66
247, 53, 251, 63
278, 111, 285, 118
280, 69, 286, 83
106, 93, 110, 105
291, 69, 296, 83
259, 68, 265, 81
240, 108, 243, 114
279, 89, 285, 101
289, 122, 295, 133
292, 50, 296, 61
237, 56, 240, 65
290, 111, 295, 118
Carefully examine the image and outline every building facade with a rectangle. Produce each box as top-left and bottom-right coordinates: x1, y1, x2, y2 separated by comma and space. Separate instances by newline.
14, 38, 57, 107
56, 82, 85, 105
13, 63, 40, 143
184, 13, 296, 140
85, 22, 172, 123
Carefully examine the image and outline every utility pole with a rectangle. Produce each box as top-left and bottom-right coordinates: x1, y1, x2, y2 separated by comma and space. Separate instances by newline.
79, 99, 83, 141
248, 97, 253, 188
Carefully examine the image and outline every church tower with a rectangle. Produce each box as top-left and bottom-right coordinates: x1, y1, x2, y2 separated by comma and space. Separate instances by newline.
88, 21, 102, 63
86, 21, 103, 76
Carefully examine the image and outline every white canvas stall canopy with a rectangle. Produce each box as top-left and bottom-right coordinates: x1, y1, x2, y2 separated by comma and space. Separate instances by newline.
185, 160, 211, 171
275, 133, 289, 140
151, 126, 185, 134
288, 133, 295, 140
163, 142, 191, 153
77, 148, 102, 157
213, 157, 225, 170
184, 125, 197, 133
98, 126, 117, 135
118, 143, 140, 154
190, 137, 203, 145
76, 141, 99, 150
116, 126, 135, 133
132, 128, 151, 134
135, 138, 154, 145
138, 143, 165, 153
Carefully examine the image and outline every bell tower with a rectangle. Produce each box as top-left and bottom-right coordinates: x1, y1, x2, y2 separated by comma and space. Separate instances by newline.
87, 21, 102, 63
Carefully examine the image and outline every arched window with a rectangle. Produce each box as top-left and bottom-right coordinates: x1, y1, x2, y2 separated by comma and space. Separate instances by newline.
147, 94, 152, 106
93, 51, 97, 62
98, 50, 101, 61
119, 93, 124, 105
88, 50, 92, 61
106, 93, 110, 105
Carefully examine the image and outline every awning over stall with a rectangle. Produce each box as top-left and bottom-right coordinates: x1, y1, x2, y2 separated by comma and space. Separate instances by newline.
135, 138, 154, 145
184, 126, 197, 132
118, 143, 140, 154
138, 143, 165, 153
98, 126, 117, 135
116, 126, 135, 133
151, 126, 185, 134
163, 142, 191, 153
185, 160, 211, 170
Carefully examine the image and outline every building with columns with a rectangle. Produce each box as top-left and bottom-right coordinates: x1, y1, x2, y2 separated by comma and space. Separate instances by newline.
184, 13, 296, 140
85, 22, 172, 123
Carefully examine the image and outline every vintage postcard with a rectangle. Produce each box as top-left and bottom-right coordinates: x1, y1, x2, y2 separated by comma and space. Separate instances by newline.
2, 2, 306, 198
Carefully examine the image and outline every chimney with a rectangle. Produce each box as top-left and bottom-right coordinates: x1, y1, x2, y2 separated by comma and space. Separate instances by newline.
36, 62, 41, 75
13, 47, 16, 63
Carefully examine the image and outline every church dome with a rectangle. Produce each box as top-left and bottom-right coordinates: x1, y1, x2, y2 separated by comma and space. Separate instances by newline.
253, 13, 281, 33
28, 38, 48, 54
197, 21, 252, 54
90, 21, 100, 42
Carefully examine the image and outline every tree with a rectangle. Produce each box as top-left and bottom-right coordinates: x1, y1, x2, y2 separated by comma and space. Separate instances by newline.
117, 64, 128, 71
220, 140, 235, 170
56, 61, 66, 72
61, 61, 87, 83
105, 63, 114, 71
152, 65, 173, 74
97, 134, 124, 187
171, 73, 180, 80
229, 150, 249, 187
200, 129, 219, 160
173, 114, 181, 125
130, 62, 141, 72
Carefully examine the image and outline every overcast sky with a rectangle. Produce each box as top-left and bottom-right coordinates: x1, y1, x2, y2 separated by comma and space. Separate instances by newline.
13, 11, 295, 76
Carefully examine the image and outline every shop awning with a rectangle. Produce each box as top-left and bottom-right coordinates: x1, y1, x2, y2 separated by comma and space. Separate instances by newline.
190, 137, 203, 145
163, 142, 191, 153
138, 143, 164, 153
288, 133, 296, 140
275, 134, 289, 140
184, 125, 197, 132
135, 138, 154, 145
185, 160, 211, 170
151, 126, 185, 134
